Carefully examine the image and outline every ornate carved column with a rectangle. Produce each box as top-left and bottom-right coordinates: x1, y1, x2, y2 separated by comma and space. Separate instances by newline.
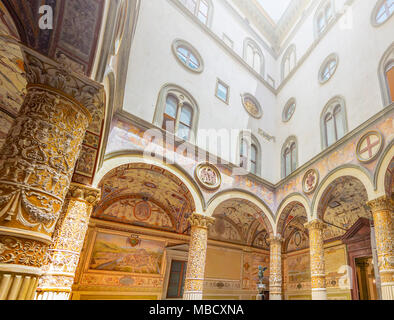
367, 196, 394, 300
0, 41, 104, 300
183, 213, 215, 300
269, 235, 283, 300
305, 219, 327, 300
35, 183, 100, 300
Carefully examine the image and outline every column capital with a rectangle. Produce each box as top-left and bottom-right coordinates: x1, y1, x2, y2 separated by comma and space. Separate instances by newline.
367, 195, 394, 212
67, 183, 101, 206
305, 219, 327, 231
20, 43, 105, 121
268, 235, 284, 245
188, 213, 215, 229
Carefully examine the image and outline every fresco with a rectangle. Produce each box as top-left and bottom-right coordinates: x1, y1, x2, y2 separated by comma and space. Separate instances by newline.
95, 163, 195, 234
97, 197, 175, 232
89, 233, 165, 275
284, 251, 311, 292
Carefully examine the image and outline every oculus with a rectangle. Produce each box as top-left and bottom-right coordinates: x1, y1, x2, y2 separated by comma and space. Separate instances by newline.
356, 130, 384, 163
195, 162, 221, 190
282, 98, 296, 122
302, 169, 319, 194
172, 39, 204, 73
372, 0, 394, 26
319, 53, 338, 84
241, 94, 263, 119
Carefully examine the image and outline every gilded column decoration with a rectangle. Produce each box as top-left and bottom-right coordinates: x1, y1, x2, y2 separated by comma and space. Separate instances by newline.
367, 196, 394, 300
183, 213, 215, 300
305, 219, 327, 300
269, 235, 283, 300
35, 183, 100, 300
0, 38, 104, 300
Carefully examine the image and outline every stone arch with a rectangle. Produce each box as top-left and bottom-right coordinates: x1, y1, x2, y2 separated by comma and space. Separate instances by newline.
276, 193, 312, 232
206, 189, 275, 236
93, 152, 205, 214
374, 142, 394, 197
312, 165, 376, 220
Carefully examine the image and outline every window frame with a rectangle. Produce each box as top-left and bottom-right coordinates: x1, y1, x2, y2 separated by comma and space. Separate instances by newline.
371, 0, 394, 27
238, 132, 262, 176
282, 98, 296, 123
320, 96, 348, 149
281, 45, 297, 81
314, 0, 335, 38
243, 38, 265, 76
378, 43, 394, 106
172, 39, 204, 73
180, 0, 213, 27
318, 53, 339, 84
153, 84, 200, 143
281, 136, 298, 179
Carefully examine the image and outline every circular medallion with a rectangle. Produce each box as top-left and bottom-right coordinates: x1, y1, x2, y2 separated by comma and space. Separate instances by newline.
195, 163, 221, 190
302, 169, 319, 194
241, 94, 263, 119
356, 130, 384, 163
134, 201, 151, 221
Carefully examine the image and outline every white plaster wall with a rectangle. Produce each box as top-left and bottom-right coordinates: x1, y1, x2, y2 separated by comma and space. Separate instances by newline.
122, 0, 277, 181
121, 0, 393, 184
274, 0, 394, 181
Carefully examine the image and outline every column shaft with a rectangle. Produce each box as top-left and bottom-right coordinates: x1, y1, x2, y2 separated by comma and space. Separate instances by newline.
0, 40, 103, 300
269, 236, 283, 300
305, 219, 327, 300
183, 214, 214, 300
35, 183, 100, 300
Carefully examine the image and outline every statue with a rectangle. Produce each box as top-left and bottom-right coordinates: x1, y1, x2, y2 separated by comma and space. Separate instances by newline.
258, 266, 267, 284
257, 266, 267, 301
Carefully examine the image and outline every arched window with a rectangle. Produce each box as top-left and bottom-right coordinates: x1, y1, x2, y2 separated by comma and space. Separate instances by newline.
378, 43, 394, 105
282, 137, 298, 178
172, 39, 204, 73
321, 97, 348, 148
243, 38, 264, 76
239, 132, 261, 176
319, 53, 339, 84
282, 45, 297, 80
282, 98, 296, 122
154, 84, 199, 142
181, 0, 212, 26
314, 0, 335, 37
372, 0, 394, 26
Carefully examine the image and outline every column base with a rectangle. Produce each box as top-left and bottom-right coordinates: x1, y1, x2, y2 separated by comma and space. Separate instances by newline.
270, 293, 282, 300
312, 288, 327, 300
0, 265, 41, 300
381, 283, 394, 300
183, 291, 203, 300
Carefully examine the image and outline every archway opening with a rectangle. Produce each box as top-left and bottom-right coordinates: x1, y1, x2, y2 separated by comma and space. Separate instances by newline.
317, 176, 378, 300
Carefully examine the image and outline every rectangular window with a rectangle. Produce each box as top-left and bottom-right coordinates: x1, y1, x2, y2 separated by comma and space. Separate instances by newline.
215, 79, 229, 104
222, 34, 233, 49
167, 260, 187, 299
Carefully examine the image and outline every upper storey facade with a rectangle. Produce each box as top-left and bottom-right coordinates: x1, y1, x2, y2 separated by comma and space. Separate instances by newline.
119, 0, 394, 184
